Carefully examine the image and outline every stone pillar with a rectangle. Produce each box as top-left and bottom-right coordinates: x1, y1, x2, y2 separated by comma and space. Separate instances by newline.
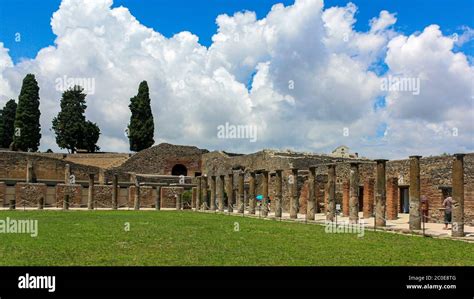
63, 163, 71, 210
201, 175, 208, 210
261, 171, 269, 217
63, 194, 69, 210
342, 179, 350, 217
26, 160, 34, 183
156, 186, 161, 210
274, 170, 283, 218
237, 172, 245, 213
98, 169, 106, 185
375, 159, 388, 227
387, 177, 399, 220
349, 162, 360, 224
363, 178, 375, 218
176, 193, 181, 210
196, 176, 201, 211
64, 164, 71, 184
307, 167, 316, 220
38, 196, 44, 210
210, 175, 217, 211
131, 173, 140, 210
326, 164, 336, 221
88, 173, 95, 210
218, 175, 225, 212
452, 153, 465, 237
409, 155, 422, 230
112, 174, 118, 210
248, 172, 256, 214
290, 168, 299, 219
226, 173, 234, 212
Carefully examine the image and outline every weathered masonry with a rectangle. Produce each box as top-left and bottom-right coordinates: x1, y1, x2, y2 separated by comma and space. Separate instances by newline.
0, 144, 472, 234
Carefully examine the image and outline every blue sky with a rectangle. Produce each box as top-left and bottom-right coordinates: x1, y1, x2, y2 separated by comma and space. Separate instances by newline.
0, 0, 473, 64
0, 0, 472, 157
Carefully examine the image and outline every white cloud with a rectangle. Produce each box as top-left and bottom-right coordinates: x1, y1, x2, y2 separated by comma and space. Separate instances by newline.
0, 0, 472, 159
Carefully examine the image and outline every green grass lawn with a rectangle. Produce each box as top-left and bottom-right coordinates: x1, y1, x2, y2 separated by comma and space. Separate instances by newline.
0, 210, 472, 266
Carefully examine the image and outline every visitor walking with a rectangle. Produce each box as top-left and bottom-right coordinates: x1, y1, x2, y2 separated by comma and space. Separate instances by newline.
442, 196, 453, 230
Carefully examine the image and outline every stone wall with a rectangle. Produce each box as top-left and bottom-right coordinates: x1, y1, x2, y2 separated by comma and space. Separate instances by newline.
55, 184, 83, 207
160, 187, 184, 208
94, 185, 113, 208
0, 182, 6, 207
387, 154, 474, 224
113, 143, 208, 176
0, 150, 102, 181
15, 183, 47, 207
128, 186, 155, 208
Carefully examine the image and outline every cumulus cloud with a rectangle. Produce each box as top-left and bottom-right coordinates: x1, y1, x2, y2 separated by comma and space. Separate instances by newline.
0, 0, 472, 159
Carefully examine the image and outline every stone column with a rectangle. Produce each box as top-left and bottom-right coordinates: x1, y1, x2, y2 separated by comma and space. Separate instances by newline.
26, 160, 34, 183
210, 175, 217, 211
201, 175, 208, 210
363, 178, 375, 218
409, 155, 422, 230
218, 175, 225, 212
226, 173, 234, 212
307, 167, 316, 220
64, 164, 71, 184
88, 173, 95, 210
261, 171, 269, 217
131, 173, 140, 210
176, 193, 181, 210
155, 186, 161, 210
342, 179, 350, 217
112, 174, 118, 210
274, 170, 283, 218
290, 168, 299, 219
349, 162, 360, 224
98, 169, 106, 185
386, 177, 399, 220
237, 172, 245, 213
63, 164, 71, 210
63, 194, 69, 210
326, 164, 336, 221
196, 176, 201, 211
452, 153, 465, 237
375, 159, 388, 227
248, 172, 256, 214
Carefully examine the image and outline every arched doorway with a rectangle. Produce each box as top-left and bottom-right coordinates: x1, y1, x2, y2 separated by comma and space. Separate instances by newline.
171, 164, 187, 176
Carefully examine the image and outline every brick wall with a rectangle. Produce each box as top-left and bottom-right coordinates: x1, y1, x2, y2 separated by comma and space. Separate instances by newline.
386, 177, 399, 220
363, 179, 374, 218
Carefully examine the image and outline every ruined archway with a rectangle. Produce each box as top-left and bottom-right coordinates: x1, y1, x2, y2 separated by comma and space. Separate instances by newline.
171, 164, 187, 176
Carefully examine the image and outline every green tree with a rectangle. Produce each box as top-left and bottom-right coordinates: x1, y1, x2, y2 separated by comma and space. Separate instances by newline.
13, 74, 41, 151
52, 86, 100, 153
80, 120, 100, 152
127, 81, 155, 152
0, 99, 17, 148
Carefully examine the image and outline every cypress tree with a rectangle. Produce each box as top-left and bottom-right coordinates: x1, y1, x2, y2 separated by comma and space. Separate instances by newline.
127, 81, 155, 151
0, 99, 17, 148
13, 74, 41, 151
52, 86, 100, 153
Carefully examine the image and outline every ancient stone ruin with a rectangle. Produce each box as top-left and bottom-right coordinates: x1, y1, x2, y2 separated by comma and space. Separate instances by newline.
0, 143, 472, 238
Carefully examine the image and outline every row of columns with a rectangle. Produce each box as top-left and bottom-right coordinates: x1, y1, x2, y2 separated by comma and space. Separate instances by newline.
195, 155, 466, 237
